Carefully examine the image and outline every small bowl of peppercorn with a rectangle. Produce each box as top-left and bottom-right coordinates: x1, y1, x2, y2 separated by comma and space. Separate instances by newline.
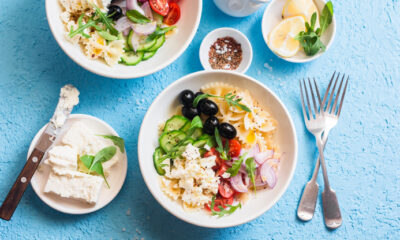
199, 28, 253, 73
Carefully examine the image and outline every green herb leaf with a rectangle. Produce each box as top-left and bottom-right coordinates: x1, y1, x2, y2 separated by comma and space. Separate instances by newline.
80, 155, 110, 188
189, 115, 203, 130
310, 12, 317, 30
89, 146, 117, 173
92, 3, 118, 35
319, 1, 333, 35
224, 93, 252, 112
126, 10, 151, 24
147, 26, 176, 41
193, 93, 218, 107
99, 135, 125, 153
210, 196, 242, 217
98, 30, 119, 41
226, 152, 247, 177
69, 14, 98, 38
214, 128, 228, 160
245, 157, 257, 194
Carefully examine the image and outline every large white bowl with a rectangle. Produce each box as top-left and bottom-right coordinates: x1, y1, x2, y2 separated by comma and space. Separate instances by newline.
138, 71, 297, 228
46, 0, 202, 79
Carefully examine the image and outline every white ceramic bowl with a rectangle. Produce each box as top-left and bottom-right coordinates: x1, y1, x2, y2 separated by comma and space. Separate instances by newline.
29, 114, 127, 214
46, 0, 202, 79
262, 0, 336, 63
138, 70, 297, 228
199, 28, 253, 73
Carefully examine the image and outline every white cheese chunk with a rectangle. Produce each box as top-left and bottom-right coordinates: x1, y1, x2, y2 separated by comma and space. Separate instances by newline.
44, 169, 103, 204
44, 145, 78, 170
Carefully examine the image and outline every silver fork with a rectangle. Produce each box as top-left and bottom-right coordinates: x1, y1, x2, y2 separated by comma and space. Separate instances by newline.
298, 73, 348, 229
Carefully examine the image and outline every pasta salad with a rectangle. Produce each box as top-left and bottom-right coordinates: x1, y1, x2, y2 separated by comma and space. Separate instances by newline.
153, 83, 281, 216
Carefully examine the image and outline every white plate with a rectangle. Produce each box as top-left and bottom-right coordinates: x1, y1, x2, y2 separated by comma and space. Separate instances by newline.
138, 70, 297, 228
45, 0, 202, 79
29, 114, 127, 214
199, 28, 253, 73
262, 0, 336, 63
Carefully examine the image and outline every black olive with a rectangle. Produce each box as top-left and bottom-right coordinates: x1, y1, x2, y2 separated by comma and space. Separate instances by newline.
194, 91, 204, 99
198, 99, 219, 116
179, 90, 195, 107
182, 106, 199, 119
218, 123, 237, 139
203, 117, 219, 135
108, 5, 123, 21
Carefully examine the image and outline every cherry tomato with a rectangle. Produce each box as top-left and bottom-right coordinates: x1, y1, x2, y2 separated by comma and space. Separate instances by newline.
204, 196, 234, 212
228, 139, 241, 158
204, 148, 223, 170
217, 163, 228, 177
168, 0, 180, 4
218, 180, 235, 199
150, 0, 169, 16
163, 3, 181, 25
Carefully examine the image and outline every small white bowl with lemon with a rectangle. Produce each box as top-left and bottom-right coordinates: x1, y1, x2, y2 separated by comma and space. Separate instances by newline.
262, 0, 336, 63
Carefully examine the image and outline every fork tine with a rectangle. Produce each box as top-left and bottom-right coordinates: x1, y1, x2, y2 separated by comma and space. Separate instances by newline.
299, 80, 309, 121
331, 74, 345, 114
337, 76, 349, 117
326, 73, 340, 113
313, 78, 323, 111
321, 71, 336, 110
308, 78, 318, 115
303, 78, 314, 119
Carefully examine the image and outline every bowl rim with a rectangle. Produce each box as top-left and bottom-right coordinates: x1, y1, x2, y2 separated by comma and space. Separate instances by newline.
261, 0, 336, 63
137, 70, 298, 228
45, 0, 203, 79
199, 27, 253, 73
28, 114, 128, 215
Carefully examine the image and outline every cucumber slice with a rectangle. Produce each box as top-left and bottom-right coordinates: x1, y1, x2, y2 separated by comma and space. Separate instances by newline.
159, 130, 186, 152
153, 147, 166, 175
128, 30, 135, 50
123, 34, 131, 51
198, 134, 216, 147
138, 38, 157, 51
193, 139, 208, 148
121, 51, 143, 66
175, 138, 194, 156
164, 116, 189, 132
180, 121, 191, 132
147, 34, 165, 52
142, 51, 156, 61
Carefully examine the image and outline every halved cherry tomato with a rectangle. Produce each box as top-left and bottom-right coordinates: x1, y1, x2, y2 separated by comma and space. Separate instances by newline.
150, 0, 169, 16
163, 3, 180, 25
217, 163, 228, 177
168, 0, 180, 4
218, 180, 235, 199
204, 148, 223, 171
204, 196, 234, 212
229, 139, 241, 158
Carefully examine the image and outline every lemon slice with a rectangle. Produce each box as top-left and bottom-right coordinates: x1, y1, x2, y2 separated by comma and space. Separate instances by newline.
282, 0, 319, 24
268, 16, 306, 58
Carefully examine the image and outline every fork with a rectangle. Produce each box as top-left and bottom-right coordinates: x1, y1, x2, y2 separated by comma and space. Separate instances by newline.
298, 73, 349, 229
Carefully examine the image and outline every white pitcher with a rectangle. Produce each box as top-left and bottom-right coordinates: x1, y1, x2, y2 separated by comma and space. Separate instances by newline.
213, 0, 270, 17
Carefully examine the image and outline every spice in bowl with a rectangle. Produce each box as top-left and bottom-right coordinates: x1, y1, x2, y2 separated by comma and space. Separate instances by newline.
208, 37, 243, 70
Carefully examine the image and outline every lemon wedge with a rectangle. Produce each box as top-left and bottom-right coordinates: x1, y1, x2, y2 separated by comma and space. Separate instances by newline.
282, 0, 319, 24
268, 16, 306, 58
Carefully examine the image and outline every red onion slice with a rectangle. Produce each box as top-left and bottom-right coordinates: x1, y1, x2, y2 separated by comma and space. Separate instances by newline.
259, 162, 277, 189
254, 150, 274, 165
132, 21, 157, 35
230, 173, 249, 193
130, 33, 141, 51
115, 16, 132, 32
141, 1, 153, 20
247, 144, 260, 158
126, 0, 145, 15
112, 0, 127, 8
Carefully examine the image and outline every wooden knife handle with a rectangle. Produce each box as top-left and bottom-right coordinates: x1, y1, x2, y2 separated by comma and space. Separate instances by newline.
0, 148, 44, 221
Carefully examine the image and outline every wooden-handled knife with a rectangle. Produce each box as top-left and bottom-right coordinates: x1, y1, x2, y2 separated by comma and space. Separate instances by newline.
0, 85, 79, 220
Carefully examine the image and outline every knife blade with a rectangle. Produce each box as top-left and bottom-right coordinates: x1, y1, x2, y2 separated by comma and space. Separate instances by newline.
0, 84, 79, 220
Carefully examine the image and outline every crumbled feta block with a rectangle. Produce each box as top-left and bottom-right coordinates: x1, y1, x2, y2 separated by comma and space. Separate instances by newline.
44, 145, 78, 170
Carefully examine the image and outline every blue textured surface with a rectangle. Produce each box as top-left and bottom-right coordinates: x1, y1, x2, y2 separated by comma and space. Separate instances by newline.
0, 0, 399, 239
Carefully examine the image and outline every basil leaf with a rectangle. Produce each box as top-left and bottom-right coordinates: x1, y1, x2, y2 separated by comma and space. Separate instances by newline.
189, 115, 203, 130
99, 135, 125, 153
80, 155, 110, 188
80, 155, 94, 170
98, 30, 119, 41
319, 1, 333, 35
226, 152, 247, 177
310, 12, 317, 30
245, 157, 257, 194
89, 146, 117, 173
126, 10, 151, 24
147, 26, 176, 41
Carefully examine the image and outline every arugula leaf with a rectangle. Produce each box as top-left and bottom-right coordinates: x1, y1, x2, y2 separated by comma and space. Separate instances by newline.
245, 157, 257, 194
193, 93, 251, 112
69, 14, 99, 38
210, 196, 242, 217
98, 30, 119, 41
226, 152, 247, 177
214, 128, 228, 160
99, 135, 125, 153
89, 146, 117, 173
319, 1, 334, 34
92, 3, 118, 36
126, 10, 151, 24
147, 26, 176, 41
80, 155, 110, 188
193, 93, 218, 107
